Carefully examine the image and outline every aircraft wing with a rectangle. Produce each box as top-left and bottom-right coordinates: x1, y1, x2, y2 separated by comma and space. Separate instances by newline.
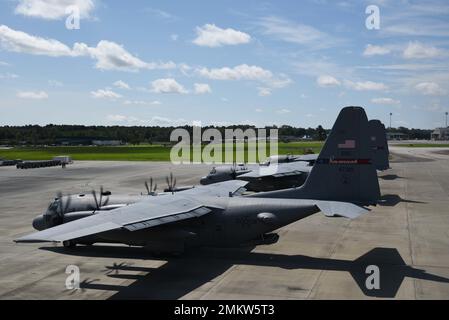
15, 181, 247, 244
238, 162, 311, 180
314, 200, 370, 219
293, 154, 318, 162
180, 180, 248, 197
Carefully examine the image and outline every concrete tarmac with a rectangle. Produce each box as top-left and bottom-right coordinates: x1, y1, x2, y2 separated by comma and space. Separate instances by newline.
1, 148, 449, 300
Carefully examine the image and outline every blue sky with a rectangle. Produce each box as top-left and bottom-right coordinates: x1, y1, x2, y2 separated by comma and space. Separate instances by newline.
0, 0, 448, 129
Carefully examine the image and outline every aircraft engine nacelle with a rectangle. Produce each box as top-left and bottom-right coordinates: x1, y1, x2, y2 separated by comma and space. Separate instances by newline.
32, 210, 96, 231
63, 211, 96, 223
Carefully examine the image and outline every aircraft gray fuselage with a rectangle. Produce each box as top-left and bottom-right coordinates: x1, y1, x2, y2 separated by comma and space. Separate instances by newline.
73, 196, 319, 251
16, 107, 382, 256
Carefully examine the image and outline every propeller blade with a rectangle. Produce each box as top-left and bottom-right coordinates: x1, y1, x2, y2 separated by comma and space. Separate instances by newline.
91, 190, 99, 210
99, 186, 104, 208
165, 176, 170, 190
144, 181, 150, 195
55, 192, 64, 217
153, 183, 157, 193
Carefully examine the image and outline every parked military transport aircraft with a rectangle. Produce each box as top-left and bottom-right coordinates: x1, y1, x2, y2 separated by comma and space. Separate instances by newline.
199, 119, 390, 191
16, 106, 381, 254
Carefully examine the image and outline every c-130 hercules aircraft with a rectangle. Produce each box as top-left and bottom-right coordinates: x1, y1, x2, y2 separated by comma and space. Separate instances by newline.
199, 119, 390, 191
15, 107, 381, 254
27, 119, 389, 233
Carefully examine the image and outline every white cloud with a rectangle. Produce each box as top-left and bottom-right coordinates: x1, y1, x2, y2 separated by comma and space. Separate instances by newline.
344, 80, 388, 91
403, 41, 443, 59
123, 100, 161, 105
384, 21, 449, 38
15, 0, 95, 20
293, 59, 353, 79
75, 40, 176, 72
113, 80, 130, 90
0, 61, 10, 66
363, 44, 391, 56
198, 64, 291, 90
268, 75, 292, 88
145, 8, 176, 20
276, 108, 291, 114
149, 116, 189, 126
0, 25, 176, 72
258, 87, 272, 96
414, 82, 447, 96
171, 34, 179, 41
0, 24, 76, 56
198, 64, 272, 81
194, 83, 211, 94
0, 73, 19, 79
255, 108, 263, 112
371, 98, 401, 105
317, 75, 341, 87
257, 16, 341, 49
17, 90, 48, 99
193, 24, 251, 47
151, 78, 188, 94
107, 114, 188, 126
91, 89, 122, 99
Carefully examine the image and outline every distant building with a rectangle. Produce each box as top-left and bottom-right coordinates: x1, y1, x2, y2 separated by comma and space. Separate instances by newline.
431, 127, 449, 141
92, 140, 123, 146
56, 137, 94, 146
387, 132, 408, 140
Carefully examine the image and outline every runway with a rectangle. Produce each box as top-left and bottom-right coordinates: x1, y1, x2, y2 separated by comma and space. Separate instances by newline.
1, 148, 449, 299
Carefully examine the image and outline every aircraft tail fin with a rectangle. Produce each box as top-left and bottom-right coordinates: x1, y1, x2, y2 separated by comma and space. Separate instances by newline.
369, 120, 390, 171
251, 106, 381, 206
297, 106, 380, 205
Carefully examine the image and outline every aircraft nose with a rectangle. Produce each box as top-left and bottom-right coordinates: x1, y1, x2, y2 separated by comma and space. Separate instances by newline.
32, 215, 46, 231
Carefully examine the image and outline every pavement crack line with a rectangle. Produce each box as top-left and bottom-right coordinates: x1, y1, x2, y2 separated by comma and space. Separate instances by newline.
306, 219, 351, 299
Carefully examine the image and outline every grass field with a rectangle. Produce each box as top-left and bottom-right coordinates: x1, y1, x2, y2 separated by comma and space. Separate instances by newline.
396, 143, 449, 148
0, 142, 324, 162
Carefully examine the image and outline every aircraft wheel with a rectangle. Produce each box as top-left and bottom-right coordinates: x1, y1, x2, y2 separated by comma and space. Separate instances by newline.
62, 240, 76, 248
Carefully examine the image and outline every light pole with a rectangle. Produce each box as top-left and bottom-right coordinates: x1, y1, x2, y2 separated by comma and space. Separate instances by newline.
446, 112, 448, 128
389, 113, 392, 129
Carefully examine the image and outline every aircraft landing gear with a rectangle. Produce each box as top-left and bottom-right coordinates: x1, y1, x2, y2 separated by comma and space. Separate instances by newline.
62, 240, 76, 248
251, 233, 280, 246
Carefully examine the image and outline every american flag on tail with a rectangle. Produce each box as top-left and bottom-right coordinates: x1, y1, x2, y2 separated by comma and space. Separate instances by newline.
338, 139, 356, 149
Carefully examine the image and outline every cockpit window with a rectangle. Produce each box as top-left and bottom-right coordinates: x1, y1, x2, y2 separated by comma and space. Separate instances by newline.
47, 200, 60, 213
232, 187, 248, 196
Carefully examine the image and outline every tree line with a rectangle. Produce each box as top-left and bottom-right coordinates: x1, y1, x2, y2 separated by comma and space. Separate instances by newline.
0, 124, 431, 146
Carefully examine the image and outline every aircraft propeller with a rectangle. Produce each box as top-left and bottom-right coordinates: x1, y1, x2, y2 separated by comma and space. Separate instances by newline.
144, 177, 157, 196
165, 172, 177, 194
91, 186, 110, 211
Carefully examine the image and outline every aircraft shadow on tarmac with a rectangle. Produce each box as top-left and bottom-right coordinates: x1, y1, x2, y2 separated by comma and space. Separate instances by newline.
378, 194, 427, 207
42, 245, 449, 299
379, 174, 403, 181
